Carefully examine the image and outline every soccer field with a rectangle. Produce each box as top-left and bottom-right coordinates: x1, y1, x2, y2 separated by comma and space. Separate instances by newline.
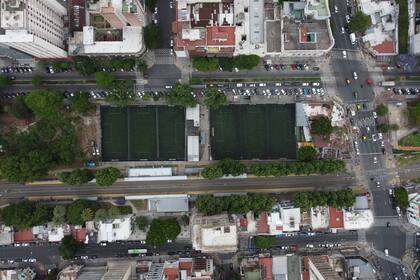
210, 104, 297, 160
101, 106, 185, 161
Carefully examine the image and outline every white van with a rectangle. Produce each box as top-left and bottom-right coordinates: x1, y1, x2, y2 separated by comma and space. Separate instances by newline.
350, 33, 356, 45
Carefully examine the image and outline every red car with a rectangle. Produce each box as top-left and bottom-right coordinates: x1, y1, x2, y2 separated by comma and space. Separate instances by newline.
366, 79, 372, 85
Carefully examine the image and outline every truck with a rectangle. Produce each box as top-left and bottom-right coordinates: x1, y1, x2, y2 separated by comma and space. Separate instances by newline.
128, 249, 147, 255
379, 81, 396, 87
349, 33, 356, 45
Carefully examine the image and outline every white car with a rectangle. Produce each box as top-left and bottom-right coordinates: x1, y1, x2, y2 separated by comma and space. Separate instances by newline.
373, 156, 378, 164
306, 244, 314, 248
342, 50, 347, 58
100, 242, 107, 246
384, 249, 389, 256
376, 181, 381, 188
380, 140, 385, 147
373, 112, 377, 118
341, 27, 345, 34
346, 15, 351, 23
372, 134, 377, 142
352, 71, 358, 80
378, 132, 383, 140
334, 5, 338, 12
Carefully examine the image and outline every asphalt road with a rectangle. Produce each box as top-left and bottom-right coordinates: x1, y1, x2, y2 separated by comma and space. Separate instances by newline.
0, 174, 356, 200
156, 0, 173, 48
329, 0, 355, 50
192, 69, 320, 79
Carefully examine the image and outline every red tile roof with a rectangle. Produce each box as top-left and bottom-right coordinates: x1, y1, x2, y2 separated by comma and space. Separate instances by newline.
72, 228, 86, 242
239, 218, 248, 227
180, 260, 193, 276
299, 26, 308, 43
164, 267, 179, 280
329, 208, 344, 229
206, 26, 235, 46
259, 257, 272, 280
257, 212, 269, 234
372, 41, 395, 54
14, 229, 33, 242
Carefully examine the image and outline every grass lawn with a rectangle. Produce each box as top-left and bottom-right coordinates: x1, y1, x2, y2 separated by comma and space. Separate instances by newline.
398, 0, 409, 53
396, 152, 420, 166
399, 132, 420, 146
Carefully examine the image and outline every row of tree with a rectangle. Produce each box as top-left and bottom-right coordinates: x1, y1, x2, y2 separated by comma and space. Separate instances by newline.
195, 194, 276, 216
201, 158, 346, 179
292, 189, 356, 210
0, 199, 133, 229
193, 55, 261, 71
58, 167, 121, 186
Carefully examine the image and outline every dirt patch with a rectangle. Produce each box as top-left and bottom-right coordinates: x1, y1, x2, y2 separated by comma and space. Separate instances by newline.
75, 112, 98, 159
0, 113, 32, 134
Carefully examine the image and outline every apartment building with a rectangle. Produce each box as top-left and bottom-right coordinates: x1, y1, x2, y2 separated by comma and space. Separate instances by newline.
407, 193, 420, 229
0, 0, 68, 58
172, 0, 236, 57
172, 0, 334, 58
68, 0, 146, 55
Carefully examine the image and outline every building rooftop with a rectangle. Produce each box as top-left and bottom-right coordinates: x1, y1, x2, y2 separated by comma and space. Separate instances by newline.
304, 0, 330, 20
310, 207, 329, 229
97, 215, 133, 243
308, 256, 342, 280
148, 197, 189, 212
343, 209, 374, 230
329, 208, 344, 229
0, 0, 25, 29
272, 256, 287, 280
283, 21, 332, 51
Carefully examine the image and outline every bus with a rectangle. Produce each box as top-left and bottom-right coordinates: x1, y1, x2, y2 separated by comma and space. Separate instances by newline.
128, 248, 147, 254
379, 81, 396, 87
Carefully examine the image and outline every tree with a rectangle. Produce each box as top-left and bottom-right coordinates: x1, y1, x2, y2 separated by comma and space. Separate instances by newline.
201, 165, 224, 179
193, 57, 219, 72
96, 167, 121, 186
254, 236, 275, 249
204, 88, 227, 109
166, 83, 197, 107
53, 205, 66, 225
394, 187, 408, 209
59, 169, 94, 185
24, 90, 63, 119
95, 72, 115, 88
31, 205, 53, 226
311, 116, 333, 136
0, 201, 52, 229
146, 218, 181, 247
298, 146, 318, 161
218, 159, 247, 176
70, 92, 93, 114
9, 96, 33, 120
233, 55, 260, 70
218, 58, 234, 71
349, 11, 371, 33
0, 75, 11, 87
31, 76, 43, 87
95, 209, 108, 221
376, 104, 388, 116
144, 23, 162, 49
292, 192, 312, 209
135, 216, 148, 231
67, 200, 98, 225
145, 0, 156, 11
58, 235, 80, 260
137, 59, 148, 74
108, 206, 121, 218
81, 208, 94, 222
74, 56, 97, 76
377, 123, 389, 133
105, 80, 136, 107
292, 190, 355, 209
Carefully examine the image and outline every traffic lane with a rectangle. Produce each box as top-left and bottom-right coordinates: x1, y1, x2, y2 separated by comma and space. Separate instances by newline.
0, 84, 99, 93
192, 70, 320, 79
0, 244, 60, 264
271, 231, 358, 246
366, 226, 406, 259
77, 240, 191, 258
157, 0, 173, 48
5, 71, 136, 81
0, 175, 357, 199
371, 189, 396, 217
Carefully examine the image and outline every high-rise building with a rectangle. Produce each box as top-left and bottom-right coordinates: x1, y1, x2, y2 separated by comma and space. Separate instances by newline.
0, 0, 68, 58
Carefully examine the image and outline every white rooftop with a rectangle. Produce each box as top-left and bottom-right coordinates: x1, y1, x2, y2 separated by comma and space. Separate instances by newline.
128, 167, 172, 177
343, 209, 374, 230
186, 105, 200, 127
97, 215, 133, 243
187, 136, 199, 162
310, 207, 329, 229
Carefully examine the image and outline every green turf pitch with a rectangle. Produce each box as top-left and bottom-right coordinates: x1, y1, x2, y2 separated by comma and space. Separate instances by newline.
210, 104, 296, 159
101, 106, 185, 161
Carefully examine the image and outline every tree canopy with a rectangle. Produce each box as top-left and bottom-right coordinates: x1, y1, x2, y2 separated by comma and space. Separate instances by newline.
233, 55, 260, 70
376, 104, 388, 116
24, 90, 63, 119
0, 75, 11, 87
70, 92, 93, 114
31, 76, 43, 87
135, 216, 148, 231
195, 194, 276, 216
0, 201, 52, 229
349, 11, 371, 33
166, 83, 197, 107
95, 72, 116, 88
298, 146, 318, 161
193, 57, 219, 72
105, 80, 136, 107
59, 169, 94, 185
66, 199, 99, 225
58, 235, 81, 260
95, 167, 120, 186
292, 189, 356, 210
204, 88, 227, 109
0, 117, 78, 183
201, 165, 224, 179
311, 116, 333, 136
146, 218, 181, 247
393, 187, 408, 209
254, 236, 275, 249
52, 205, 66, 225
144, 23, 162, 49
9, 96, 33, 120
